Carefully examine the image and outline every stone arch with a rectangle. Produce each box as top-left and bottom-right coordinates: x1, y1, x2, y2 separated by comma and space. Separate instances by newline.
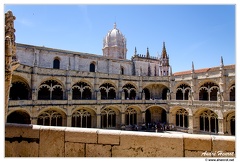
145, 105, 167, 126
10, 75, 31, 100
37, 107, 67, 126
197, 79, 219, 89
198, 81, 219, 101
224, 111, 235, 135
169, 106, 189, 128
38, 79, 64, 100
72, 81, 92, 100
194, 108, 218, 134
7, 109, 31, 124
142, 83, 169, 100
176, 83, 191, 100
124, 105, 142, 126
71, 79, 93, 89
100, 105, 121, 129
122, 83, 137, 100
71, 107, 96, 128
99, 82, 117, 99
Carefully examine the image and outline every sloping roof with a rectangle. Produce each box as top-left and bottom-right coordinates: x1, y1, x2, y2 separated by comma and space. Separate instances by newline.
173, 64, 235, 76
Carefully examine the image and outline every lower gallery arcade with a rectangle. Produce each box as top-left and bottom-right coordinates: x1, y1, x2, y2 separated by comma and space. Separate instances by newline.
7, 105, 235, 136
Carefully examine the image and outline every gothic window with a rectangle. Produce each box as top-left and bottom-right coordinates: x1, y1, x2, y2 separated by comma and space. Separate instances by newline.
99, 83, 116, 99
10, 81, 30, 100
101, 108, 116, 128
7, 111, 31, 124
37, 110, 63, 126
72, 82, 92, 100
38, 80, 63, 100
176, 84, 191, 100
199, 110, 218, 133
125, 108, 137, 125
53, 58, 60, 69
90, 63, 95, 72
175, 109, 188, 128
199, 82, 219, 101
230, 84, 235, 101
122, 84, 137, 100
72, 109, 91, 128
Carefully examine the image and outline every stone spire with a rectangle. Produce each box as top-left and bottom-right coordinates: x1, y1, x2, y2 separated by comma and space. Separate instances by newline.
191, 61, 195, 73
114, 22, 117, 29
159, 42, 170, 76
161, 42, 167, 59
134, 47, 137, 56
169, 65, 172, 76
220, 56, 224, 68
146, 47, 150, 58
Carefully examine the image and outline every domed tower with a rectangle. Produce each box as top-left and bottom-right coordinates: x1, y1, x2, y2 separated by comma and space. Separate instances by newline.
102, 23, 127, 59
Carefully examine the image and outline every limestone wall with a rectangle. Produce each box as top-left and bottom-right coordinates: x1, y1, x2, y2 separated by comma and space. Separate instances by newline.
5, 123, 235, 157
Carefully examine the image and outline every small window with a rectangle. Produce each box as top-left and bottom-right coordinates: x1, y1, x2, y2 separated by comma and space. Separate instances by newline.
90, 63, 95, 72
121, 67, 124, 75
53, 58, 60, 69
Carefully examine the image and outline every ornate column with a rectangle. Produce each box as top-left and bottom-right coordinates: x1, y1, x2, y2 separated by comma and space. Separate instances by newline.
5, 11, 19, 122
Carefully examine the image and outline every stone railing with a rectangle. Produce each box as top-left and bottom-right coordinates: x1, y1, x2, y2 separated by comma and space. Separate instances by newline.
8, 99, 234, 108
5, 123, 235, 157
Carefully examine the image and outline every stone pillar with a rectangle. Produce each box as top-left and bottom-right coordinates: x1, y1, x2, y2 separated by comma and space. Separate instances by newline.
142, 92, 145, 100
141, 111, 146, 124
67, 115, 72, 127
121, 91, 125, 100
31, 117, 38, 125
218, 118, 224, 135
166, 111, 169, 124
188, 115, 194, 134
97, 91, 101, 100
96, 114, 101, 128
94, 73, 99, 99
121, 112, 125, 125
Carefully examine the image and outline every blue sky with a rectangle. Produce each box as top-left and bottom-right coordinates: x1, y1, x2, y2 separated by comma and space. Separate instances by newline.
4, 4, 235, 73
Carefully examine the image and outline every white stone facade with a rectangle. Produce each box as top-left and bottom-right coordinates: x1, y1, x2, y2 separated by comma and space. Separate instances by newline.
7, 23, 235, 136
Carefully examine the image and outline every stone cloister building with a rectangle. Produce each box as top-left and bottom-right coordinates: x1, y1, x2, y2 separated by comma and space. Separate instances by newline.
6, 13, 235, 136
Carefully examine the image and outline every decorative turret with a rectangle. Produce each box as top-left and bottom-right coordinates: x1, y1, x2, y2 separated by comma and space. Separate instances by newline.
220, 56, 224, 69
191, 61, 195, 73
146, 47, 150, 58
102, 22, 127, 59
159, 42, 170, 76
134, 47, 137, 56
